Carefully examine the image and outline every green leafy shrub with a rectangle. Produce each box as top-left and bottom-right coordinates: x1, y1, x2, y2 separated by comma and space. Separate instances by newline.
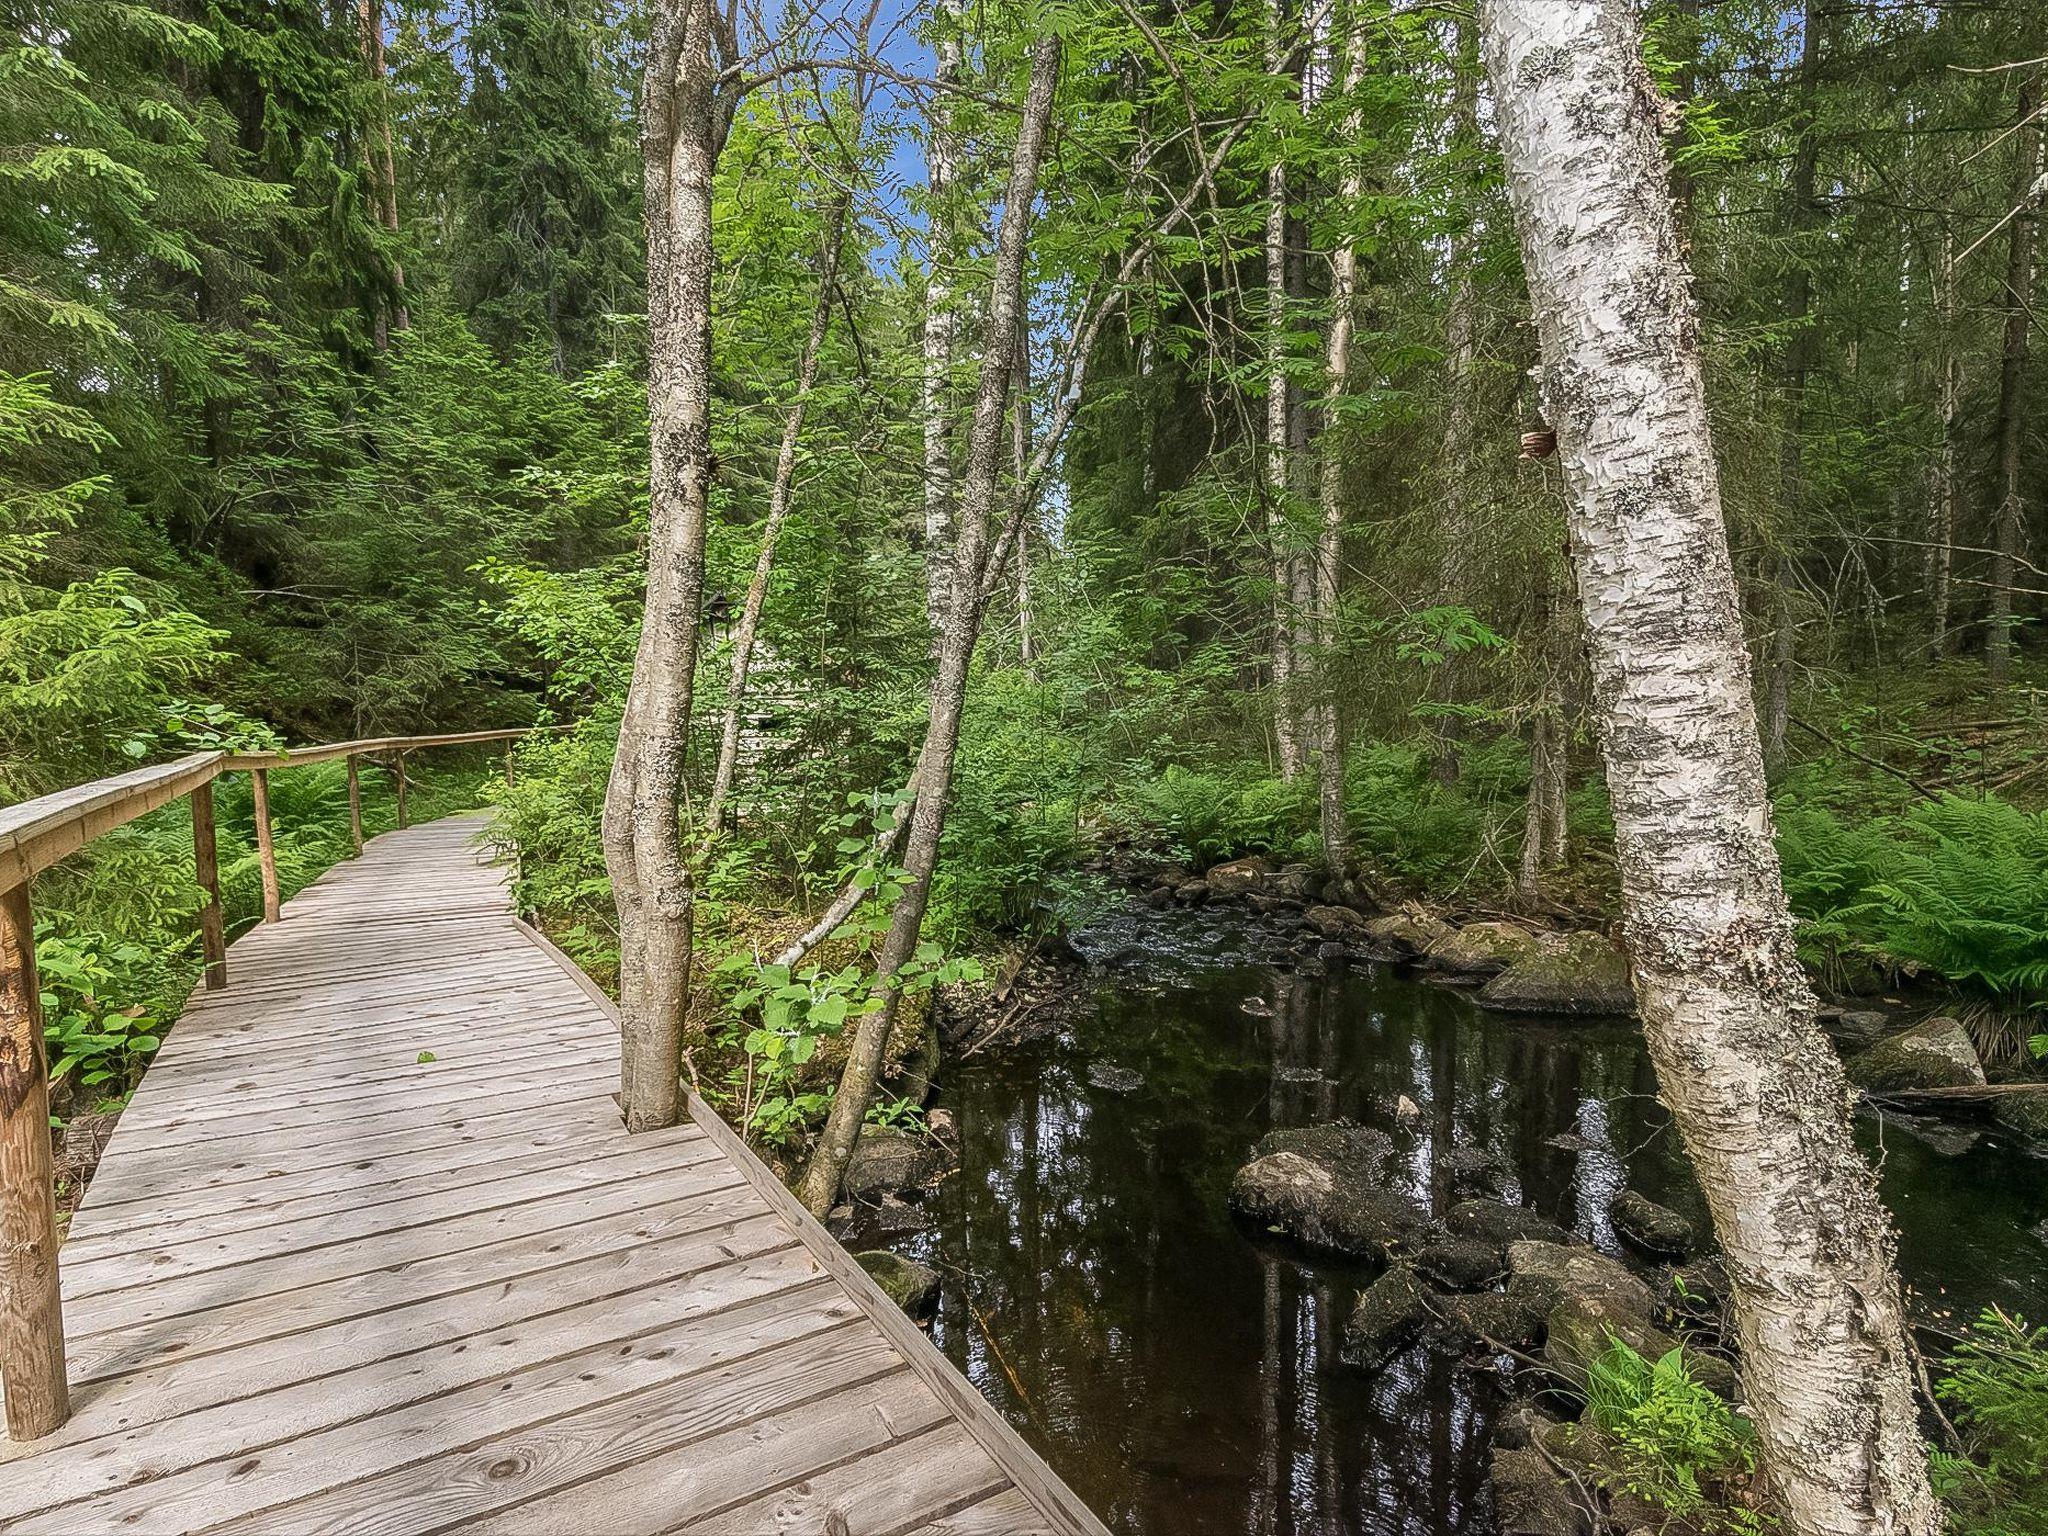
1933, 1308, 2048, 1536
1344, 744, 1497, 890
1583, 1336, 1768, 1533
36, 928, 169, 1109
1776, 794, 2048, 1010
1122, 765, 1313, 864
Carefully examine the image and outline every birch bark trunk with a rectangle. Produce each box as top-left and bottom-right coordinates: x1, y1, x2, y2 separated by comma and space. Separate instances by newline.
797, 38, 1061, 1219
1987, 68, 2041, 688
1315, 7, 1368, 870
1478, 4, 1937, 1530
1265, 0, 1305, 779
605, 1, 728, 1131
920, 0, 966, 645
704, 187, 852, 829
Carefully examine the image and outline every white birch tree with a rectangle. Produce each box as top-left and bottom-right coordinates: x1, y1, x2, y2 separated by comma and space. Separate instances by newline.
1477, 2, 1938, 1531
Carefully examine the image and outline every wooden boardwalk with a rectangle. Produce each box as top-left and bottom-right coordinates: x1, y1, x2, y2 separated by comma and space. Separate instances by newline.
0, 816, 1105, 1536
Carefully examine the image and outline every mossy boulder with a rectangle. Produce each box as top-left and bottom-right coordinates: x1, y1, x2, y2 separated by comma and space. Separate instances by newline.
1490, 1446, 1590, 1536
1428, 920, 1545, 979
1363, 909, 1457, 958
1476, 931, 1635, 1017
1414, 1236, 1507, 1292
856, 1250, 941, 1319
1845, 1016, 1985, 1093
842, 1124, 945, 1200
1304, 904, 1372, 940
1206, 856, 1276, 898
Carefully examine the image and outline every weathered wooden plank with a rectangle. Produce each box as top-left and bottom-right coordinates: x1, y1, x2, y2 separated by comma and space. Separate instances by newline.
902, 1487, 1055, 1536
225, 1350, 936, 1536
60, 1129, 721, 1297
62, 1120, 680, 1259
9, 1283, 864, 1533
72, 1096, 619, 1218
64, 1155, 748, 1342
0, 883, 66, 1439
683, 1421, 1011, 1535
1, 1223, 810, 1477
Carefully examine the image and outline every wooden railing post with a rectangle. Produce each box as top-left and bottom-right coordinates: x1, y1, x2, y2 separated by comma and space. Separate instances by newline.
345, 754, 363, 855
251, 769, 281, 923
190, 782, 226, 990
504, 746, 516, 790
0, 882, 68, 1440
394, 752, 409, 830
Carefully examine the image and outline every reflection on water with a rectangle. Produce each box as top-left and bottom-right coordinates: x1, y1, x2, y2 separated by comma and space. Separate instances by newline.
891, 904, 2048, 1536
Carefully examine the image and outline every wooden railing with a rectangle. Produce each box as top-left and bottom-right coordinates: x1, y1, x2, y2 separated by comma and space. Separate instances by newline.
0, 725, 564, 1440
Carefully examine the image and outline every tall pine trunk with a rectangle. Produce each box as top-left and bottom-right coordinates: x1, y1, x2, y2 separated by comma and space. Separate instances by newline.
1479, 3, 1938, 1531
797, 39, 1061, 1219
1988, 68, 2041, 687
1265, 0, 1305, 778
1315, 6, 1368, 870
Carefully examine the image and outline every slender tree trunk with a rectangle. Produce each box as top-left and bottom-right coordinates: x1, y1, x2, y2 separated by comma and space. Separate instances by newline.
797, 39, 1061, 1219
1012, 325, 1037, 671
1315, 6, 1368, 871
1988, 69, 2041, 688
605, 2, 727, 1131
1928, 218, 1958, 655
920, 0, 965, 646
704, 188, 852, 829
1436, 13, 1481, 601
1265, 0, 1305, 778
1766, 0, 1824, 773
1479, 5, 1938, 1532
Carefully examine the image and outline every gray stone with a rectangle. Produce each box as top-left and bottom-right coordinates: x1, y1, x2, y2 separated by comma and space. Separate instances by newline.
1995, 1092, 2048, 1141
1826, 1008, 1898, 1051
1256, 1119, 1396, 1178
1174, 879, 1210, 905
1509, 1239, 1659, 1321
1085, 1062, 1144, 1095
1610, 1191, 1695, 1259
842, 1124, 945, 1200
1427, 920, 1546, 979
1230, 1152, 1432, 1261
1476, 931, 1635, 1017
1846, 1016, 1985, 1092
1341, 1263, 1431, 1370
1427, 1280, 1556, 1355
856, 1250, 940, 1319
1266, 866, 1320, 904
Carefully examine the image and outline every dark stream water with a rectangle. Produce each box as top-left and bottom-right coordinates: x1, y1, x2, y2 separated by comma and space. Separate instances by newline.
881, 902, 2048, 1536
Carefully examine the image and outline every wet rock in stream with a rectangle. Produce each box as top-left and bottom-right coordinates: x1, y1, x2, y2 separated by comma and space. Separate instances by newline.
1609, 1190, 1696, 1259
1228, 1120, 1432, 1261
1475, 931, 1636, 1017
1845, 1015, 1986, 1092
1342, 1263, 1431, 1370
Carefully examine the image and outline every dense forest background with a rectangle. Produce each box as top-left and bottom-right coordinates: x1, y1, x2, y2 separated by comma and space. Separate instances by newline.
5, 0, 2045, 1092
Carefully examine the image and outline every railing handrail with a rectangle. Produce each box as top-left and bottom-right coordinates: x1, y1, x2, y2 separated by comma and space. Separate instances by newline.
0, 725, 567, 894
